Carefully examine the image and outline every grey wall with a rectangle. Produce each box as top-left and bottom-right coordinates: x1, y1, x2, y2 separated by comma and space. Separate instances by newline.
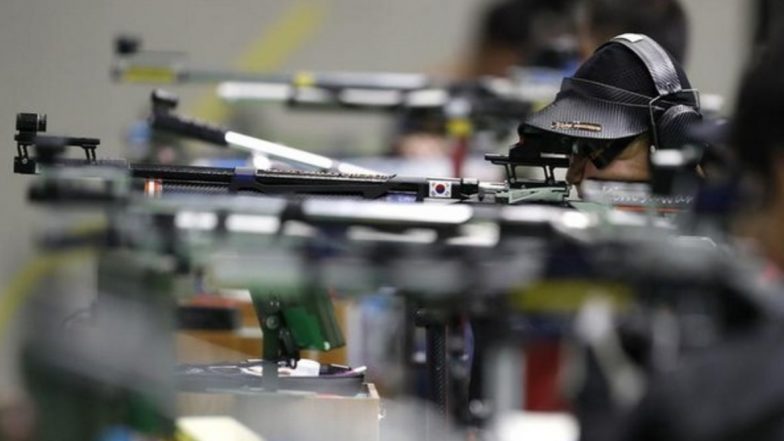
682, 0, 752, 109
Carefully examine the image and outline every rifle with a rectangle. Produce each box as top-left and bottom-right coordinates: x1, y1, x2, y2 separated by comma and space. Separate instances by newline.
15, 111, 572, 205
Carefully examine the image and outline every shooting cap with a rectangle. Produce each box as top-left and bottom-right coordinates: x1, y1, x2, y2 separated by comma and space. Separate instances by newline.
523, 34, 695, 140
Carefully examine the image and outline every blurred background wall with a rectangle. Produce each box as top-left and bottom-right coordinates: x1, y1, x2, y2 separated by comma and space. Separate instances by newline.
0, 0, 752, 393
683, 0, 752, 110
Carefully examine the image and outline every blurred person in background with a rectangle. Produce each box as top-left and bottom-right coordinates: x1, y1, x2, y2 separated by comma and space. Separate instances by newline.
461, 0, 578, 78
576, 0, 689, 64
392, 0, 579, 161
729, 35, 784, 278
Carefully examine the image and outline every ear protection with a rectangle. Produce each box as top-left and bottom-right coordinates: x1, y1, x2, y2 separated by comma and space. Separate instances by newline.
606, 34, 702, 151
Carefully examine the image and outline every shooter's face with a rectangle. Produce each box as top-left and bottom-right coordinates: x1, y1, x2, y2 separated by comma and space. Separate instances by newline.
566, 135, 652, 187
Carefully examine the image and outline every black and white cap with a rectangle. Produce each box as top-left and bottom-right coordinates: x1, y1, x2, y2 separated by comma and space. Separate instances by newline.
523, 34, 697, 141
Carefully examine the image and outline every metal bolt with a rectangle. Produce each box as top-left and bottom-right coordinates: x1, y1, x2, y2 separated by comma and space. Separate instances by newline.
265, 316, 280, 330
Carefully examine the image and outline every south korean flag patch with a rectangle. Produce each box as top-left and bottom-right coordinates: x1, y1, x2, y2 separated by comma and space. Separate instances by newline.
429, 180, 453, 198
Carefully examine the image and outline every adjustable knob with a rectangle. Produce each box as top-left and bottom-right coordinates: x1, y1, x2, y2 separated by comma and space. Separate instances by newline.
115, 35, 141, 55
151, 89, 179, 113
16, 113, 47, 133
